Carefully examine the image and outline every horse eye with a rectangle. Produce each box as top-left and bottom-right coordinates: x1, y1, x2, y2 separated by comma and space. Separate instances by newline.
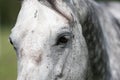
57, 36, 69, 45
56, 33, 72, 46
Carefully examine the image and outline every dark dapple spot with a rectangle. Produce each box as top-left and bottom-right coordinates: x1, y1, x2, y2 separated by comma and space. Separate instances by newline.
56, 73, 63, 78
21, 30, 28, 39
55, 73, 63, 80
32, 50, 43, 65
19, 48, 25, 58
31, 30, 35, 33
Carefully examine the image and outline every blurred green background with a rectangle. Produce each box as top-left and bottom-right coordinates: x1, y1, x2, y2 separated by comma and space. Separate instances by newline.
0, 0, 120, 80
0, 0, 20, 80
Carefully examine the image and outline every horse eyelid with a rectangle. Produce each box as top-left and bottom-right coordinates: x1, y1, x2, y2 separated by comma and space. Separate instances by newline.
57, 32, 73, 39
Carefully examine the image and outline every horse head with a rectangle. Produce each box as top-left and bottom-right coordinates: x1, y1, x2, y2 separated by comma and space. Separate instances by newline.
9, 0, 89, 80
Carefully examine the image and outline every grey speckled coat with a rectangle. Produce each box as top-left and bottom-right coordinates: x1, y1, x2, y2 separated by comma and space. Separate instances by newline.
9, 0, 120, 80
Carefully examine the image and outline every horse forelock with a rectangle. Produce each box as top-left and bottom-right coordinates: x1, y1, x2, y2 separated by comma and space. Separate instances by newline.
38, 0, 74, 22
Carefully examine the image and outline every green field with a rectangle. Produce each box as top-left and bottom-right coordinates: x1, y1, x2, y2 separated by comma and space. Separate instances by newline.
0, 26, 17, 80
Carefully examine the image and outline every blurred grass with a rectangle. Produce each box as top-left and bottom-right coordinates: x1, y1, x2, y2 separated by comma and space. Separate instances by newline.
0, 26, 17, 80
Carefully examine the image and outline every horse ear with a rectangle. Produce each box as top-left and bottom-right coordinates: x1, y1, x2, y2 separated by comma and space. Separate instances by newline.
47, 0, 73, 22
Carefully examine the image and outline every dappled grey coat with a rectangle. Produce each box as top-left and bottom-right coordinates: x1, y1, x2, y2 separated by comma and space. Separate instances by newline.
9, 0, 120, 80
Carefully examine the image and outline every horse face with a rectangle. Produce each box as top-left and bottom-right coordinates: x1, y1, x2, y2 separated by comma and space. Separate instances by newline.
9, 0, 88, 80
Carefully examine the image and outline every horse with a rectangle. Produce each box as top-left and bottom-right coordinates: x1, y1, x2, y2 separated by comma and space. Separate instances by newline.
100, 2, 120, 21
9, 0, 120, 80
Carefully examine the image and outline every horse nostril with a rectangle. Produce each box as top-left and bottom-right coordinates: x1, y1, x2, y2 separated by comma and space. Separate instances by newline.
9, 37, 13, 45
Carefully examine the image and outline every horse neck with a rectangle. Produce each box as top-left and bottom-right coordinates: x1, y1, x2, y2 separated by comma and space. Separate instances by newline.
81, 2, 113, 80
